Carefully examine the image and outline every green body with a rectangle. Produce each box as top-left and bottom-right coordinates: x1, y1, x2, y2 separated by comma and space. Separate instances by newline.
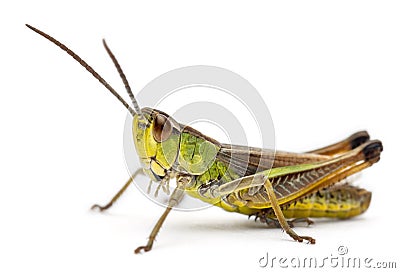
133, 108, 371, 219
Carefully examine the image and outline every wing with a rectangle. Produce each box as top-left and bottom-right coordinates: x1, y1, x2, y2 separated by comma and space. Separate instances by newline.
217, 131, 371, 177
217, 143, 331, 177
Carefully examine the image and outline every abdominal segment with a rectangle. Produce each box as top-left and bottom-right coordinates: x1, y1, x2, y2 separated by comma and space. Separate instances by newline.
276, 184, 371, 219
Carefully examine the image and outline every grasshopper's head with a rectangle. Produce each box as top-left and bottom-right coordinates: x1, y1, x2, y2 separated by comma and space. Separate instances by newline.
133, 108, 181, 181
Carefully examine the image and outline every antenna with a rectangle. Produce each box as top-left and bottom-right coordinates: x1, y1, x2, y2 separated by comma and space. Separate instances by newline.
102, 39, 143, 117
25, 24, 136, 117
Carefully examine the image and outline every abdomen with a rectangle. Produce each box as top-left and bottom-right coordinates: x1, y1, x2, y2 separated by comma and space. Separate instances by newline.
278, 184, 371, 219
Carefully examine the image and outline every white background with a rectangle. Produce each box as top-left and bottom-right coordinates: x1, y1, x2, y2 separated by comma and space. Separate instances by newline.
1, 1, 399, 272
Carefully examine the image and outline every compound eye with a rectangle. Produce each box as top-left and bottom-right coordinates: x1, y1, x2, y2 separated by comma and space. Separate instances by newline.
153, 113, 173, 142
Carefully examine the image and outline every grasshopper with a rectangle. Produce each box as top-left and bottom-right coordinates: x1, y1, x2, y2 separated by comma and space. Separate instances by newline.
26, 24, 383, 253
